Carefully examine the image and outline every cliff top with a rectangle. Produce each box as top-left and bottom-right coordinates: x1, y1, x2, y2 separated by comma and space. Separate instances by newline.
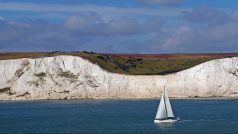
0, 51, 238, 75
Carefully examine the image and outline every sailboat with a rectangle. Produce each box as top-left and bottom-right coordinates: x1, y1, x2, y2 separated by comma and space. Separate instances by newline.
154, 86, 180, 123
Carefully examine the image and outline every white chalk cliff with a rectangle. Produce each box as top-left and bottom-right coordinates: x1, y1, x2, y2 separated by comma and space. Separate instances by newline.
0, 55, 238, 100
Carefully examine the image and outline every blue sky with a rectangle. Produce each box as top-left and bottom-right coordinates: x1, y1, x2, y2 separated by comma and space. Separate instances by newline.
0, 0, 238, 53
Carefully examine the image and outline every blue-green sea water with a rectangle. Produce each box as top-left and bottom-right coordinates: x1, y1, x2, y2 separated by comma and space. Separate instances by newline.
0, 99, 238, 134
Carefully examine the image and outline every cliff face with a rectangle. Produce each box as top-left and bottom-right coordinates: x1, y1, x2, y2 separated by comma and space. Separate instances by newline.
0, 56, 238, 100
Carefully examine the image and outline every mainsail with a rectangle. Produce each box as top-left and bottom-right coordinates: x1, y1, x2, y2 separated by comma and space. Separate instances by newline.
155, 86, 174, 119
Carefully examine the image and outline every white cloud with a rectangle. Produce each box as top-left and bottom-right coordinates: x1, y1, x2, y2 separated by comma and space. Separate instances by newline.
0, 14, 164, 52
0, 2, 184, 18
0, 16, 5, 21
137, 0, 185, 5
64, 13, 103, 33
231, 9, 238, 21
64, 13, 163, 35
1, 2, 238, 53
182, 6, 228, 24
152, 20, 238, 53
158, 25, 195, 52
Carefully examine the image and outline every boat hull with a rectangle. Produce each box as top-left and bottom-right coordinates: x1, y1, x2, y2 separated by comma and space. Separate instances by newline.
154, 118, 179, 123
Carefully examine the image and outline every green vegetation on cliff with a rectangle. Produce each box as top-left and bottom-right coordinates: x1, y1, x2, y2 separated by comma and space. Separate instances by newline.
0, 51, 238, 75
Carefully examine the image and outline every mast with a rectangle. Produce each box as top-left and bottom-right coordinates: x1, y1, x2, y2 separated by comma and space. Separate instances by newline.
163, 85, 168, 117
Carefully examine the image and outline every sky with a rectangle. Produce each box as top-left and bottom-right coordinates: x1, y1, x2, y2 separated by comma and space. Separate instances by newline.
0, 0, 238, 53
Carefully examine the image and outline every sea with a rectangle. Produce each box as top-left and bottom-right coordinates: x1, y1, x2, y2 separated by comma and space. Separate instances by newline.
0, 99, 238, 134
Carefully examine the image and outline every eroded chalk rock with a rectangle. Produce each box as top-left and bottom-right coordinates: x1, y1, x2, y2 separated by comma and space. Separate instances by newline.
0, 56, 238, 100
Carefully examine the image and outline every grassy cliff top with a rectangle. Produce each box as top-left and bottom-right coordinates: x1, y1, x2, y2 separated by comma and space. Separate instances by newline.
1, 51, 238, 75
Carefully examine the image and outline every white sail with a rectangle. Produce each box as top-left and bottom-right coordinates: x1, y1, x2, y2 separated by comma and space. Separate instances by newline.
164, 88, 174, 117
155, 90, 167, 119
155, 86, 174, 119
